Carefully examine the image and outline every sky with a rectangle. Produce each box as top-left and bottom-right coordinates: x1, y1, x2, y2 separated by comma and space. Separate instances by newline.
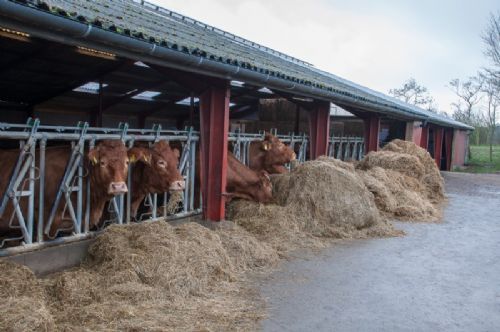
149, 0, 499, 114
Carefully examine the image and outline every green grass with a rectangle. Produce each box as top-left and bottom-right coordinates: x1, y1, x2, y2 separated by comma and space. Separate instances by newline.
460, 145, 500, 173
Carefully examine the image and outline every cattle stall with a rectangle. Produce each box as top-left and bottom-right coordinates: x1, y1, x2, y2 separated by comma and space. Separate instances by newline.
0, 119, 313, 255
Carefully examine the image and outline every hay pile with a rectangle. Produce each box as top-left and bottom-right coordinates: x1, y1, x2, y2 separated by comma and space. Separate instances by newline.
356, 139, 445, 221
1, 222, 278, 331
228, 157, 402, 253
0, 261, 55, 332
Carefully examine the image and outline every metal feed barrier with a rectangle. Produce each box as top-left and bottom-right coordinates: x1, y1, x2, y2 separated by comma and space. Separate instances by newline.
230, 129, 309, 168
0, 119, 200, 255
328, 136, 365, 161
0, 120, 361, 256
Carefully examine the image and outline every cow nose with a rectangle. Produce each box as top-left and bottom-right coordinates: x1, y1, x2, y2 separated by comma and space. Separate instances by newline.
169, 180, 185, 191
108, 182, 128, 194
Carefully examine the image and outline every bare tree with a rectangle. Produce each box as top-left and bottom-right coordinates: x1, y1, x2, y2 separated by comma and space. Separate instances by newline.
389, 78, 436, 112
482, 12, 500, 79
482, 73, 500, 161
449, 76, 484, 125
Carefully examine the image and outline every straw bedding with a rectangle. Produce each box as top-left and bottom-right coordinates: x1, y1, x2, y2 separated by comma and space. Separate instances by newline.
356, 139, 445, 221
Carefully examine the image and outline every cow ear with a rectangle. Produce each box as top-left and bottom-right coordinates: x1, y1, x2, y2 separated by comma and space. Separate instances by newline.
173, 148, 180, 159
261, 141, 272, 151
88, 148, 99, 166
128, 147, 151, 165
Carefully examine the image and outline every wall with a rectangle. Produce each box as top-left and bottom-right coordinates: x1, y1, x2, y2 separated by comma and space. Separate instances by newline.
452, 129, 469, 169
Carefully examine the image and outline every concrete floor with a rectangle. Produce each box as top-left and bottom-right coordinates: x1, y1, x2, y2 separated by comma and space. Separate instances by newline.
260, 172, 500, 332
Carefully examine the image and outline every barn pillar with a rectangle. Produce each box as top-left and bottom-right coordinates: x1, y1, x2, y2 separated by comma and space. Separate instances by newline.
433, 126, 444, 168
363, 114, 380, 153
308, 101, 330, 159
199, 80, 230, 221
419, 125, 429, 149
444, 129, 454, 171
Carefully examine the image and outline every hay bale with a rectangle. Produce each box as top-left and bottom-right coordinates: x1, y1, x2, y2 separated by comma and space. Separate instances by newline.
229, 158, 401, 253
0, 261, 55, 332
356, 139, 444, 221
382, 139, 445, 202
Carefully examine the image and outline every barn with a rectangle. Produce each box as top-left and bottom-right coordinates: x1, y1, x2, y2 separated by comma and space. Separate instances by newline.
0, 0, 472, 255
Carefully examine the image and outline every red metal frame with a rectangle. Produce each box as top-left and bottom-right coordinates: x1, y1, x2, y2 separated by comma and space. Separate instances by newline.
199, 81, 230, 221
363, 114, 380, 153
419, 125, 429, 149
444, 129, 454, 171
308, 102, 330, 159
433, 127, 444, 169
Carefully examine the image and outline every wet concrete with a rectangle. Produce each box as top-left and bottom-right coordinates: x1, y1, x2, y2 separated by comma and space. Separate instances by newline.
260, 172, 500, 332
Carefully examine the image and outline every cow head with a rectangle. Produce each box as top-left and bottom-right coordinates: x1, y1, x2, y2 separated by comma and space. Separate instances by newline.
254, 170, 273, 203
260, 133, 296, 173
128, 141, 185, 193
227, 170, 273, 204
88, 140, 129, 195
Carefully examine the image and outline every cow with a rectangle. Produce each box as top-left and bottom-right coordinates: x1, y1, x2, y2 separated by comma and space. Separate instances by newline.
248, 133, 296, 174
225, 152, 273, 203
127, 141, 185, 218
195, 151, 273, 206
0, 140, 130, 240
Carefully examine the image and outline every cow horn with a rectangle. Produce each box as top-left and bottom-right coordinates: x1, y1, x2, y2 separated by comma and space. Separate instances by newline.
91, 156, 98, 165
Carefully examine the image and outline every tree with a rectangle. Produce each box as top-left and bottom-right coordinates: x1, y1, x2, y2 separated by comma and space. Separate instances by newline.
449, 76, 484, 125
482, 72, 500, 161
449, 75, 485, 156
389, 78, 436, 112
482, 12, 500, 79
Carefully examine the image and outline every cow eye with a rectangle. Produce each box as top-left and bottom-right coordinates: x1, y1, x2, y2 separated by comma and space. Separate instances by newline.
100, 161, 106, 167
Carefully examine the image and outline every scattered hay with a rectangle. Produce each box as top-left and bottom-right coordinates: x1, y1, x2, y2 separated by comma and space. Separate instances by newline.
165, 190, 184, 215
229, 157, 402, 253
0, 261, 55, 332
356, 139, 445, 221
1, 222, 278, 332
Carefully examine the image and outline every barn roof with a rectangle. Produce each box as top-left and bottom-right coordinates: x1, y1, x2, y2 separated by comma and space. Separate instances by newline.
0, 0, 473, 130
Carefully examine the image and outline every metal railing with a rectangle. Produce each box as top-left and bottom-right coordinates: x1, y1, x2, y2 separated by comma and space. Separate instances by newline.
0, 119, 200, 255
230, 129, 309, 168
328, 136, 365, 161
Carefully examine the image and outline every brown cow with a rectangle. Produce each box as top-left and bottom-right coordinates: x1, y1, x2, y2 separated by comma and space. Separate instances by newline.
128, 141, 185, 218
195, 151, 273, 206
226, 152, 273, 203
0, 140, 130, 240
249, 133, 296, 174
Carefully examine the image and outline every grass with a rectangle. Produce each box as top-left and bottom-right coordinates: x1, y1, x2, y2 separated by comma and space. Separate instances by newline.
459, 145, 500, 173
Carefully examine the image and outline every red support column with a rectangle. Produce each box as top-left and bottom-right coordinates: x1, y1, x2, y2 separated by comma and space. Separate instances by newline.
419, 125, 429, 149
308, 102, 330, 159
363, 114, 380, 153
444, 129, 454, 171
199, 80, 230, 221
433, 127, 444, 169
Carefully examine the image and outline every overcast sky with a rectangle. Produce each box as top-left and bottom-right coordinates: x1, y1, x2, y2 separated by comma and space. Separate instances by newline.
150, 0, 498, 114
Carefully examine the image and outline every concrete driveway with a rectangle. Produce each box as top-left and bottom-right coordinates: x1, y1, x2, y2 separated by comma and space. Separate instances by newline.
261, 172, 500, 332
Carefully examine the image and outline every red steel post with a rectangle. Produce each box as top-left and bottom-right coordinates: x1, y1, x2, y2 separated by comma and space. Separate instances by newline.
433, 127, 444, 169
419, 125, 429, 149
308, 102, 330, 159
444, 129, 454, 171
198, 80, 230, 221
363, 114, 380, 153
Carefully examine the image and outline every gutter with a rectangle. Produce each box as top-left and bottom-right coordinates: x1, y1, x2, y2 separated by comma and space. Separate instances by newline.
0, 0, 471, 130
